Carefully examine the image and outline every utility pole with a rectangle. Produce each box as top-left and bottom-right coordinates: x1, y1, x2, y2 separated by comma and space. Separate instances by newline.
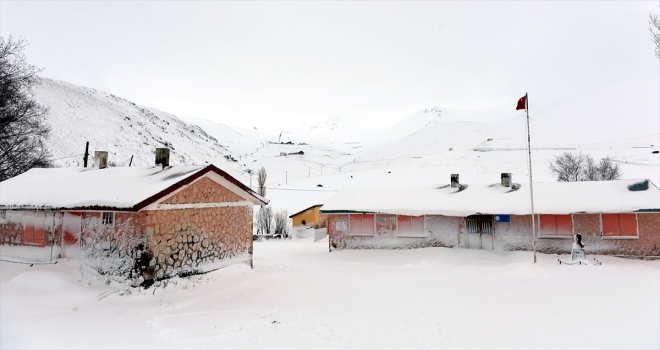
83, 141, 89, 167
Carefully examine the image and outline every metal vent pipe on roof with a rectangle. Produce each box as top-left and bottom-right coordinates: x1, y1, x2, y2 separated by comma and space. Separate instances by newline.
156, 148, 170, 168
94, 151, 108, 169
451, 174, 459, 188
501, 173, 512, 187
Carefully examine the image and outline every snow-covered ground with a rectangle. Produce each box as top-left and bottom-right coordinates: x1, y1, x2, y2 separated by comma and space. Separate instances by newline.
2, 240, 658, 349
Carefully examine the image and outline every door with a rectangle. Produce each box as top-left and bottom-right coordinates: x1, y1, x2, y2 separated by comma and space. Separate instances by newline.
465, 215, 494, 250
61, 212, 82, 258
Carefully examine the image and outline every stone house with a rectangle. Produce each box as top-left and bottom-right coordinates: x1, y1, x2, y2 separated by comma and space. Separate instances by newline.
320, 174, 660, 256
0, 151, 267, 284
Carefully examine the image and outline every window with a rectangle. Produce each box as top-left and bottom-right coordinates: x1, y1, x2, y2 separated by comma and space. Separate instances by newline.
349, 214, 374, 236
102, 212, 114, 226
22, 212, 45, 247
466, 215, 494, 234
397, 215, 425, 237
539, 214, 573, 237
602, 214, 637, 237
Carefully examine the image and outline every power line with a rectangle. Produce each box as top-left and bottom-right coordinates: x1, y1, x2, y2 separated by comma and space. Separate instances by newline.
265, 187, 338, 192
52, 153, 84, 161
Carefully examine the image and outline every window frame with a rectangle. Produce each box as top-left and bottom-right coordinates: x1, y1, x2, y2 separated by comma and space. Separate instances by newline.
101, 212, 115, 227
601, 213, 639, 239
396, 215, 426, 238
348, 213, 375, 236
538, 214, 574, 239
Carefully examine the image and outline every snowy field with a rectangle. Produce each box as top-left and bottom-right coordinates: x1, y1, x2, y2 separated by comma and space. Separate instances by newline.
2, 240, 658, 349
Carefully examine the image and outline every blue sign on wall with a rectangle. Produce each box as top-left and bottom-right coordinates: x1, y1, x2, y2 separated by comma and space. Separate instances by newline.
494, 214, 511, 223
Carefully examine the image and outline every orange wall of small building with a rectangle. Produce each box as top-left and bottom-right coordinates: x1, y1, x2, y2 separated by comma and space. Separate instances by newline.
292, 206, 326, 227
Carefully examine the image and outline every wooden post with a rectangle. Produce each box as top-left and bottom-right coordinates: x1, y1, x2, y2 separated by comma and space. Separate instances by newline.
83, 141, 89, 167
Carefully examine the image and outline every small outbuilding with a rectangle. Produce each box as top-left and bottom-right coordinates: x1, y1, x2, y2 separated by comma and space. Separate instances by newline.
0, 151, 267, 284
320, 174, 660, 256
289, 204, 326, 228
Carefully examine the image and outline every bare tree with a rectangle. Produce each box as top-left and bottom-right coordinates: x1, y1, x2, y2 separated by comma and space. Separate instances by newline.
255, 206, 273, 236
549, 152, 585, 182
550, 152, 623, 182
650, 10, 660, 59
273, 210, 291, 239
582, 154, 600, 181
0, 36, 51, 181
597, 157, 622, 181
257, 166, 267, 197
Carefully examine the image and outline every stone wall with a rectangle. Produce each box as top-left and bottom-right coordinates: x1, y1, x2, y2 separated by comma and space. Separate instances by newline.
79, 211, 147, 278
163, 176, 244, 204
145, 206, 253, 279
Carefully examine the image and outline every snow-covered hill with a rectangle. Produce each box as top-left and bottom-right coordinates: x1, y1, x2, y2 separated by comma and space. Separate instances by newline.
31, 77, 660, 215
32, 78, 249, 178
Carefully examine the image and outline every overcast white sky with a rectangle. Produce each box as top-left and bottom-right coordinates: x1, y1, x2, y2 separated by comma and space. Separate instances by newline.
1, 1, 658, 130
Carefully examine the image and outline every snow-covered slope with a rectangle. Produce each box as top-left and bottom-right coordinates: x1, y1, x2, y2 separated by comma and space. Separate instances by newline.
31, 77, 660, 215
32, 78, 244, 178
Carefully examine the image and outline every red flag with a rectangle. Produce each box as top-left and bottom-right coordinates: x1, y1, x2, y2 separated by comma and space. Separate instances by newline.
516, 95, 526, 110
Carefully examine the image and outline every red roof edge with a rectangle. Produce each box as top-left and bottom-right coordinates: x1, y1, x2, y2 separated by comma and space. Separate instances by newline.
134, 164, 268, 211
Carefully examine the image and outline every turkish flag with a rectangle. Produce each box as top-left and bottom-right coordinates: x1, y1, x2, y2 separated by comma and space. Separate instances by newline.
516, 95, 527, 110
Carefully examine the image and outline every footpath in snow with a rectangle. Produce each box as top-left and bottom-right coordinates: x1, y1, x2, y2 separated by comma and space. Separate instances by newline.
1, 240, 659, 349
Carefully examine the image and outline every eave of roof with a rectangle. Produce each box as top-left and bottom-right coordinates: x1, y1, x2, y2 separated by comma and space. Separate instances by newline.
288, 204, 325, 218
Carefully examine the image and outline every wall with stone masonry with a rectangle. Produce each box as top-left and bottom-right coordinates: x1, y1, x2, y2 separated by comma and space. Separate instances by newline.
78, 211, 147, 279
162, 176, 244, 204
145, 206, 253, 279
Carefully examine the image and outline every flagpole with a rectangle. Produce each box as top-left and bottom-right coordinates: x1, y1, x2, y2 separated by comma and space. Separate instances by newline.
525, 93, 537, 263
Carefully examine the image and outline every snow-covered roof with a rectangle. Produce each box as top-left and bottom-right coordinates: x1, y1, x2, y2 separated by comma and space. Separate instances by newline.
288, 204, 324, 218
0, 164, 268, 210
320, 179, 660, 216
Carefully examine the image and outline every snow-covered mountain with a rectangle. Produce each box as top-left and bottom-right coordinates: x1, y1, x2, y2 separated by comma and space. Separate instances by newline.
31, 77, 660, 215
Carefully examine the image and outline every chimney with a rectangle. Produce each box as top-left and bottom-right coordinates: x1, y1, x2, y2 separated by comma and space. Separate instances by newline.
450, 174, 459, 188
94, 151, 108, 169
501, 173, 512, 187
155, 148, 170, 168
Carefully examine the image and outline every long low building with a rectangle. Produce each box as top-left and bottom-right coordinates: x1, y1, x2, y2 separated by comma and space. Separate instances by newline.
0, 150, 267, 285
320, 174, 660, 256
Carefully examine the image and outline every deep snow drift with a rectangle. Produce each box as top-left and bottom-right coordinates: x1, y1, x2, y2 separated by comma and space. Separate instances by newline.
1, 241, 658, 349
